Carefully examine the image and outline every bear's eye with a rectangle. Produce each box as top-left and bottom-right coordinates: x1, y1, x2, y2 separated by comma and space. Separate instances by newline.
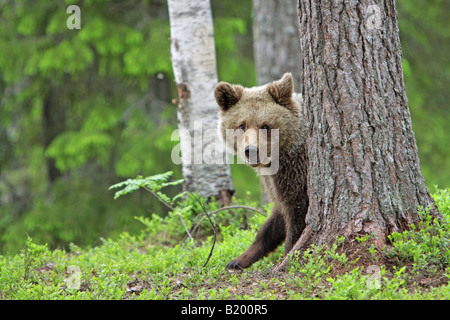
261, 124, 270, 131
238, 123, 246, 131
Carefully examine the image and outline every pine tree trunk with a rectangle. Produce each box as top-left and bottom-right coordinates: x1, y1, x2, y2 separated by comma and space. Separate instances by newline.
168, 0, 234, 204
277, 0, 439, 269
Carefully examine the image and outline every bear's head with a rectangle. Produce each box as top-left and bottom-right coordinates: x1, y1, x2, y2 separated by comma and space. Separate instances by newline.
214, 73, 305, 173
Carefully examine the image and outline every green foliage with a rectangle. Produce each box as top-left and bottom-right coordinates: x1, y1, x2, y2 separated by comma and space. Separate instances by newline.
0, 0, 448, 303
109, 171, 266, 246
397, 0, 450, 188
0, 0, 260, 255
22, 236, 49, 280
45, 130, 114, 172
109, 171, 183, 201
387, 204, 450, 273
0, 0, 181, 254
212, 0, 255, 86
1, 188, 449, 300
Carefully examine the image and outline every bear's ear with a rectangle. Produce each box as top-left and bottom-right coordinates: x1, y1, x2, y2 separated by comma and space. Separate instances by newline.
267, 73, 294, 107
214, 82, 243, 111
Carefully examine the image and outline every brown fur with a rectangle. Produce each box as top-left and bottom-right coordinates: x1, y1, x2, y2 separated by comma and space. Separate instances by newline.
215, 73, 309, 269
214, 83, 244, 111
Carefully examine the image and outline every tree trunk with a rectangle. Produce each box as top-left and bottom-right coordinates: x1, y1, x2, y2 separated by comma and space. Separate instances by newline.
168, 0, 234, 205
43, 85, 66, 183
277, 0, 439, 269
252, 0, 302, 91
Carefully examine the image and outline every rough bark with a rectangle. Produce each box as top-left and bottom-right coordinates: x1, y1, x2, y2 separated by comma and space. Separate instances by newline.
277, 0, 438, 270
168, 0, 234, 204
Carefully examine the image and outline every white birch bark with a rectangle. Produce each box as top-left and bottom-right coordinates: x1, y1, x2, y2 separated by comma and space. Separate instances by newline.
168, 0, 234, 203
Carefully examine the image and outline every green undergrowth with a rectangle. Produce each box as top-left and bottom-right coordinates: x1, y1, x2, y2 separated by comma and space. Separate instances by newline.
0, 173, 449, 300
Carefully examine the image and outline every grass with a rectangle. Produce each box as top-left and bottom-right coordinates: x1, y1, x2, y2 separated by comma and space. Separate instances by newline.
0, 184, 449, 300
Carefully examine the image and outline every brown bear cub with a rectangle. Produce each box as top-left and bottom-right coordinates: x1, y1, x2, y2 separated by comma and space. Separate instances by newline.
214, 73, 308, 269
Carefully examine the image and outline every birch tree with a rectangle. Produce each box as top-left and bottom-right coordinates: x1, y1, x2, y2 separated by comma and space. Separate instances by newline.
168, 0, 234, 204
277, 0, 439, 269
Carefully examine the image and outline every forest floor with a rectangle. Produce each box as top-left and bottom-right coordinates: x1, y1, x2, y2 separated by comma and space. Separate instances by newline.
1, 189, 450, 301
120, 236, 449, 300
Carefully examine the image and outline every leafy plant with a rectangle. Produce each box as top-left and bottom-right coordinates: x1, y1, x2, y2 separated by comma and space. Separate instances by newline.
22, 236, 48, 280
1, 188, 450, 300
109, 171, 185, 203
387, 205, 450, 273
108, 171, 267, 269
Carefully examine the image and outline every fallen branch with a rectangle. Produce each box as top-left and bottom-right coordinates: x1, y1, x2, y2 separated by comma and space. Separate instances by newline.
142, 178, 266, 269
209, 205, 266, 217
187, 192, 217, 268
142, 186, 194, 243
190, 205, 266, 238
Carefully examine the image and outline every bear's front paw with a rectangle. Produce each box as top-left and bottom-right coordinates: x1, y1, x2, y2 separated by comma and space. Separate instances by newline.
226, 259, 243, 270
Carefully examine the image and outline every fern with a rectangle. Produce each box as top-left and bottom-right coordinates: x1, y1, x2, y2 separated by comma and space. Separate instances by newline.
108, 171, 183, 201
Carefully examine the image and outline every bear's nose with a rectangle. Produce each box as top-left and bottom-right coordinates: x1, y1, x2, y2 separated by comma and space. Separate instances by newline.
245, 145, 259, 162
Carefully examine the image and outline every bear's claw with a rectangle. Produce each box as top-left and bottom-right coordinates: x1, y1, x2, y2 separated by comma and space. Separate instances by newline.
225, 260, 244, 270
